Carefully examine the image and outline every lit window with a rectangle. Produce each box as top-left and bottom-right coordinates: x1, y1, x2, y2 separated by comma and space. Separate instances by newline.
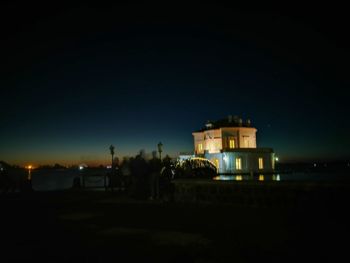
235, 157, 242, 170
198, 143, 203, 152
229, 139, 235, 149
258, 157, 264, 170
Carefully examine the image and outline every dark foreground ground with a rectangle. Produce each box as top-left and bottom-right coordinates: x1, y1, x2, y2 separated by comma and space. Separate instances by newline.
1, 187, 350, 263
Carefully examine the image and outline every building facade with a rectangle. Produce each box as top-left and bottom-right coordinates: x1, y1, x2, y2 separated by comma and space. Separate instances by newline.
192, 116, 275, 174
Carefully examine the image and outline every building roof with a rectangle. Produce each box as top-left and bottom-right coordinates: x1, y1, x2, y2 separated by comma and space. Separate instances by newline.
194, 116, 253, 132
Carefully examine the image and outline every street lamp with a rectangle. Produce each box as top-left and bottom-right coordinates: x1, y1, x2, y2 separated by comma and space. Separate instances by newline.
108, 145, 115, 190
157, 142, 163, 161
109, 145, 115, 168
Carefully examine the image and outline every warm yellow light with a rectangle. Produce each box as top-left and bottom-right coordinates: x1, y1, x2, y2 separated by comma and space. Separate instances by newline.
198, 143, 203, 151
235, 158, 242, 170
184, 157, 217, 169
258, 157, 264, 169
26, 165, 33, 180
259, 175, 264, 181
229, 139, 235, 149
212, 158, 219, 172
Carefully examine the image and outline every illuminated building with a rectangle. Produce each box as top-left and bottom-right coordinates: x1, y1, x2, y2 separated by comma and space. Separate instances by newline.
192, 115, 275, 174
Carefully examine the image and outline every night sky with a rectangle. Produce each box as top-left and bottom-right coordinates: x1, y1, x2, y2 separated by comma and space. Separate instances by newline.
1, 3, 349, 165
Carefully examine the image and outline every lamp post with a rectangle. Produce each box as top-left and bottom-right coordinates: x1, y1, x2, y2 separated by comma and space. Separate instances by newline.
157, 142, 163, 161
110, 145, 115, 167
109, 145, 115, 190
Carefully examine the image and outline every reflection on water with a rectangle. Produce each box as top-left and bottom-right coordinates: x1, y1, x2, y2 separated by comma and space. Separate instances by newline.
272, 174, 281, 181
213, 174, 282, 181
28, 170, 32, 181
236, 175, 243, 181
30, 170, 350, 191
213, 172, 349, 182
31, 170, 108, 191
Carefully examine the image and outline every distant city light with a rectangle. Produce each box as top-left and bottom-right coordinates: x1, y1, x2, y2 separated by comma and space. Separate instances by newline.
106, 165, 112, 169
79, 164, 88, 170
314, 163, 317, 167
259, 175, 264, 181
275, 157, 279, 162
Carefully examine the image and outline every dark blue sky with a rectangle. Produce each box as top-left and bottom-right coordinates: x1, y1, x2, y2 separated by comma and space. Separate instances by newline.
1, 3, 349, 165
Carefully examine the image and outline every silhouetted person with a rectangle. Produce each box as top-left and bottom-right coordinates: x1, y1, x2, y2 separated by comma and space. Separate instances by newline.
159, 163, 175, 201
148, 156, 162, 200
72, 176, 81, 189
120, 158, 131, 191
149, 172, 160, 200
130, 152, 150, 199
